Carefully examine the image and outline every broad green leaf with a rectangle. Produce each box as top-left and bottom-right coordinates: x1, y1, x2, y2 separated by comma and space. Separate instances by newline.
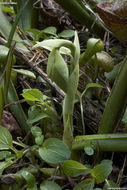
40, 181, 61, 190
58, 30, 75, 38
22, 89, 43, 102
0, 126, 13, 150
42, 26, 57, 36
0, 160, 14, 176
12, 69, 36, 79
63, 160, 91, 177
27, 106, 49, 124
73, 178, 95, 190
103, 180, 119, 189
91, 160, 112, 183
47, 49, 69, 92
82, 83, 104, 97
39, 138, 71, 164
31, 126, 42, 137
21, 171, 36, 187
0, 151, 11, 160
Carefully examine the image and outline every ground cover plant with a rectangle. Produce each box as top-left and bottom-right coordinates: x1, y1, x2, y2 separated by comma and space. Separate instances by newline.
0, 0, 127, 189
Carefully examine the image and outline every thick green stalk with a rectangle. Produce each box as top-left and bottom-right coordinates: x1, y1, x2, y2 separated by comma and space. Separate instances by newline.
98, 56, 127, 133
54, 0, 105, 38
72, 134, 127, 152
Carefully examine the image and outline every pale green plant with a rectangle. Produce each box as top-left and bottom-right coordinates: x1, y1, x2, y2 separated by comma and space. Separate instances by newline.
34, 32, 80, 149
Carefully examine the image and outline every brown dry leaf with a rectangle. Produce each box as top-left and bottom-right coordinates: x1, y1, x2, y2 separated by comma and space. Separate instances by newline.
96, 2, 127, 41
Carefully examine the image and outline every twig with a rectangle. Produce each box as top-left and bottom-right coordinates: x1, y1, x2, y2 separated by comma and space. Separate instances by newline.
0, 37, 65, 99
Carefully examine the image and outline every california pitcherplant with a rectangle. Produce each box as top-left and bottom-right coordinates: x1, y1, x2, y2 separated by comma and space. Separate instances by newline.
34, 32, 80, 149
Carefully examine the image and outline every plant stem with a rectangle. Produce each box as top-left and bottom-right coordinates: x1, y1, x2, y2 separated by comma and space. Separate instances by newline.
54, 0, 105, 38
72, 134, 127, 152
98, 56, 127, 133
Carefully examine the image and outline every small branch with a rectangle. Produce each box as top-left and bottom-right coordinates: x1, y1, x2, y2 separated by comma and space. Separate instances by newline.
0, 37, 65, 99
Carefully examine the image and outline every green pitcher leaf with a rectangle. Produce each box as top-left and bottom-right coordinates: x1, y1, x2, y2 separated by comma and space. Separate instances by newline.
34, 39, 74, 52
79, 38, 104, 66
47, 49, 69, 92
73, 178, 95, 190
40, 181, 62, 190
0, 126, 13, 150
63, 160, 91, 177
39, 138, 71, 164
67, 64, 79, 97
91, 160, 112, 183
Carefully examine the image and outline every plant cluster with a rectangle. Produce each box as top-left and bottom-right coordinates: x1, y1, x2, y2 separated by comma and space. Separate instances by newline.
0, 0, 127, 189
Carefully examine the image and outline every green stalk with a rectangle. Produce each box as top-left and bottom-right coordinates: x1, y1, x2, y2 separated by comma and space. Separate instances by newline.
14, 0, 38, 30
98, 56, 127, 133
0, 85, 4, 123
4, 45, 15, 105
6, 0, 30, 48
72, 134, 127, 152
63, 64, 79, 149
7, 81, 30, 133
54, 0, 105, 38
0, 6, 29, 53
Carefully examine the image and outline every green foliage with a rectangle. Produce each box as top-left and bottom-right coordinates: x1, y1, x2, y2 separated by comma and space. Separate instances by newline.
40, 181, 62, 190
21, 171, 37, 189
47, 48, 69, 92
63, 160, 91, 177
31, 126, 42, 137
103, 180, 119, 189
39, 138, 71, 164
12, 69, 36, 79
0, 126, 13, 150
27, 26, 75, 43
0, 1, 125, 188
73, 178, 95, 190
22, 89, 44, 102
91, 160, 112, 184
